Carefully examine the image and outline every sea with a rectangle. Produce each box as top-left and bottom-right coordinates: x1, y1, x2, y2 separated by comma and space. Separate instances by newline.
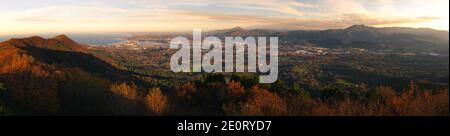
0, 33, 130, 45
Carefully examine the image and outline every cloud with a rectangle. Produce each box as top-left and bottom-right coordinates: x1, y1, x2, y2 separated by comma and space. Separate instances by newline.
120, 0, 310, 17
320, 0, 369, 14
178, 11, 445, 30
288, 1, 316, 8
0, 0, 448, 35
11, 5, 131, 22
16, 16, 61, 22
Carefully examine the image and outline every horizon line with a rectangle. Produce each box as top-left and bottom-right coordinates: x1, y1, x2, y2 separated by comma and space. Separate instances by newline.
1, 24, 449, 37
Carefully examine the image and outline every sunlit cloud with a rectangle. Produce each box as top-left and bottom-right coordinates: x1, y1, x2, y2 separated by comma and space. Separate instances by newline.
179, 11, 445, 30
0, 0, 448, 35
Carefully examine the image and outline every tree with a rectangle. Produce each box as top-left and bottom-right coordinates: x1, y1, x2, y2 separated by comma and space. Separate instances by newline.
227, 80, 246, 100
292, 83, 310, 98
6, 71, 60, 114
145, 88, 168, 115
170, 82, 199, 115
271, 80, 288, 96
174, 82, 197, 103
222, 80, 246, 115
0, 82, 7, 115
0, 82, 5, 91
241, 86, 287, 116
108, 82, 140, 115
59, 69, 110, 115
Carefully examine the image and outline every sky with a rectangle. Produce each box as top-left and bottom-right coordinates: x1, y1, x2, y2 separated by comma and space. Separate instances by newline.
0, 0, 448, 35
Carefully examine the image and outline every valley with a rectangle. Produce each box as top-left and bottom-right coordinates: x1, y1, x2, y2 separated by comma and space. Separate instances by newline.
0, 25, 448, 116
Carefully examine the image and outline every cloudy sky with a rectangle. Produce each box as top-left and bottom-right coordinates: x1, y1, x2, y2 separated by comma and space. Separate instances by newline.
0, 0, 448, 35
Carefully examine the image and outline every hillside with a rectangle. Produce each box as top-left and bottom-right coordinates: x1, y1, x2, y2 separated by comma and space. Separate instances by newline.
207, 25, 449, 54
206, 26, 279, 38
0, 32, 448, 116
283, 25, 448, 53
0, 36, 143, 115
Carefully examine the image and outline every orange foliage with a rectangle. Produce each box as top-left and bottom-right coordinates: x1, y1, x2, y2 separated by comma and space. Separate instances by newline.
227, 80, 246, 100
287, 83, 449, 116
0, 45, 59, 114
376, 82, 449, 116
241, 86, 288, 116
0, 46, 34, 74
145, 88, 168, 115
108, 82, 140, 115
174, 82, 197, 102
170, 82, 198, 114
2, 72, 59, 114
110, 82, 138, 101
222, 81, 247, 115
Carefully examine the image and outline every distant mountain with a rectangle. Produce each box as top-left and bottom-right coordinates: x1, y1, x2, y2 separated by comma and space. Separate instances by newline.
278, 25, 449, 53
206, 26, 279, 38
208, 25, 449, 54
278, 25, 448, 42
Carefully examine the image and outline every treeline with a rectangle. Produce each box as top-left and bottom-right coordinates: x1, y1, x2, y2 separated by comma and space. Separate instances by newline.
0, 72, 448, 116
163, 74, 449, 116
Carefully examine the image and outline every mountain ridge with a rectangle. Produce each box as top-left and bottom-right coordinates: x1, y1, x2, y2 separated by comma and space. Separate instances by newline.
204, 25, 448, 54
0, 35, 132, 80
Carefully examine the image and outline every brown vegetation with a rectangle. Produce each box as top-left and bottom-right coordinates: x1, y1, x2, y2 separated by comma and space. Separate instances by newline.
0, 36, 448, 116
108, 82, 140, 115
145, 88, 168, 115
241, 86, 287, 116
287, 83, 449, 116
